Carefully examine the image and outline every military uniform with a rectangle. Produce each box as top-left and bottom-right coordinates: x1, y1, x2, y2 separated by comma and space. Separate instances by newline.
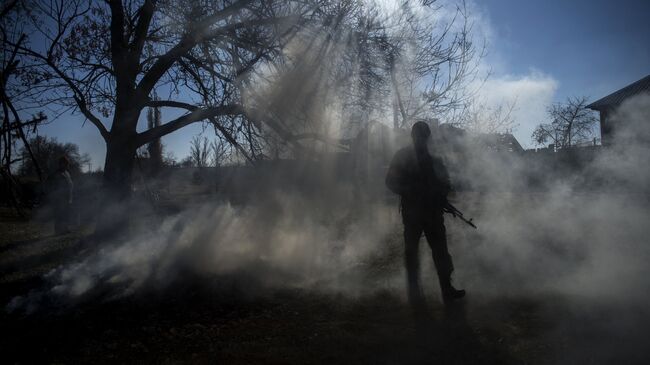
386, 145, 459, 305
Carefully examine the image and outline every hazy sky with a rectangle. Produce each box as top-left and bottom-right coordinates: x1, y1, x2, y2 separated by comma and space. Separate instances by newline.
36, 0, 650, 169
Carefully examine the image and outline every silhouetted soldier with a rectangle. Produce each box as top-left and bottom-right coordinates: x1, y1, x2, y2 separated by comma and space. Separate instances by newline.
50, 155, 74, 234
386, 121, 465, 309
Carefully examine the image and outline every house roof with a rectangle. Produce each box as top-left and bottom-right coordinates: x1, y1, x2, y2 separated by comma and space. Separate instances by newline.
587, 74, 650, 111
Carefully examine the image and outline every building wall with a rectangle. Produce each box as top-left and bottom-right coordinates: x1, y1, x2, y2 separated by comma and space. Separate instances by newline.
599, 109, 613, 146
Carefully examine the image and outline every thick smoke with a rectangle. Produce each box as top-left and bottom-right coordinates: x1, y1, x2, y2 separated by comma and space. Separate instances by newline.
10, 95, 650, 318
447, 94, 650, 304
444, 94, 650, 362
7, 191, 405, 312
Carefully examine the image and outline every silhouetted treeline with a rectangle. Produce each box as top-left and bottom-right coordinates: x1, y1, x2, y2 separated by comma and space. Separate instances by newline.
18, 136, 90, 178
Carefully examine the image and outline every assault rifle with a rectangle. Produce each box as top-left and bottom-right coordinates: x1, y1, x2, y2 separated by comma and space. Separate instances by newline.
443, 202, 477, 229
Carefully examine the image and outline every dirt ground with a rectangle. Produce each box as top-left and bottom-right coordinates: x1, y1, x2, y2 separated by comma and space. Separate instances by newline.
0, 207, 648, 364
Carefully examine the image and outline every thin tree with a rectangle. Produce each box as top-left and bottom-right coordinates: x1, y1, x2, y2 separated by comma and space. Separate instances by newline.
189, 136, 210, 168
146, 102, 163, 175
459, 99, 518, 134
384, 0, 484, 129
210, 137, 231, 167
532, 96, 598, 149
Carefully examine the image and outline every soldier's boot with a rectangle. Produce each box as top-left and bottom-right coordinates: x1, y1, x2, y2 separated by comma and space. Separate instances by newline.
439, 277, 465, 304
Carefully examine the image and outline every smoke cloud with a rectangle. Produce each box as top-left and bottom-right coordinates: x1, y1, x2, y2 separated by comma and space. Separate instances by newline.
10, 96, 650, 319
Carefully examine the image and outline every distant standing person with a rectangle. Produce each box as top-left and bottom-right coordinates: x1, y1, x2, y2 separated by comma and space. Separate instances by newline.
385, 121, 465, 310
50, 156, 74, 234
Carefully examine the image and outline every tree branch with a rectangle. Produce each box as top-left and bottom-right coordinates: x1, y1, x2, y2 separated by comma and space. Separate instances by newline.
108, 0, 126, 70
145, 100, 197, 110
136, 104, 244, 146
144, 99, 257, 164
0, 0, 19, 18
8, 41, 110, 141
130, 0, 155, 57
209, 116, 256, 165
0, 114, 46, 135
136, 16, 296, 97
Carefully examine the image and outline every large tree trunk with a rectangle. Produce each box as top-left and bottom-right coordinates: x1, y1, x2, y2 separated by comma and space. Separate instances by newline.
103, 133, 137, 196
95, 106, 140, 237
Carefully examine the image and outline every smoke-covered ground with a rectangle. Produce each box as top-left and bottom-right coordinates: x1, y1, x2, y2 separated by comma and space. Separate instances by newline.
2, 191, 649, 363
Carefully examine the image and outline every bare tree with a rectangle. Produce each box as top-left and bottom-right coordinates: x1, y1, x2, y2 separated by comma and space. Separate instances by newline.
458, 99, 518, 134
189, 136, 210, 168
532, 97, 598, 149
210, 137, 231, 167
9, 0, 319, 197
384, 0, 484, 129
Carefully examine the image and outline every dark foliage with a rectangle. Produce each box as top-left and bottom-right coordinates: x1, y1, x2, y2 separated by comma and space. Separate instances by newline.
19, 136, 90, 178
